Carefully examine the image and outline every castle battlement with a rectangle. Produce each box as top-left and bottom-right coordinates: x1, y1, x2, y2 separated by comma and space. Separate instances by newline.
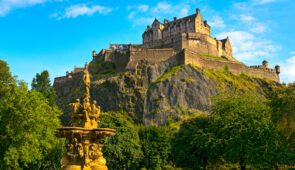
54, 65, 85, 84
60, 8, 280, 83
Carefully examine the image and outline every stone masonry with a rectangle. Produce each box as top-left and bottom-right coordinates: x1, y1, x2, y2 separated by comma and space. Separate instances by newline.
54, 8, 280, 84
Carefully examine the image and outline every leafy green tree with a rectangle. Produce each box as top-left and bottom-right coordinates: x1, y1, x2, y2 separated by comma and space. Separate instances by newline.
0, 60, 13, 97
0, 60, 64, 169
99, 112, 144, 169
31, 70, 56, 106
172, 115, 219, 170
267, 83, 295, 165
138, 125, 176, 169
210, 92, 281, 170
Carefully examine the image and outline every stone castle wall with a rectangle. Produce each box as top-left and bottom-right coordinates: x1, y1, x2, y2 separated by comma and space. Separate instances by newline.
183, 49, 280, 82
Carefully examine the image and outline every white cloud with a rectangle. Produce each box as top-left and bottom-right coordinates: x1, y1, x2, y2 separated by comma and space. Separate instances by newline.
208, 15, 226, 29
216, 31, 279, 61
280, 56, 295, 83
127, 1, 191, 26
151, 2, 171, 13
250, 23, 267, 33
52, 4, 112, 19
240, 14, 255, 23
179, 8, 188, 17
290, 51, 295, 55
232, 13, 267, 33
138, 5, 149, 12
0, 0, 48, 16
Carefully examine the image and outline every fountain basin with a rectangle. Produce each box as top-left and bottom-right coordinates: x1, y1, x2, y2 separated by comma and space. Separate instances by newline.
56, 127, 115, 139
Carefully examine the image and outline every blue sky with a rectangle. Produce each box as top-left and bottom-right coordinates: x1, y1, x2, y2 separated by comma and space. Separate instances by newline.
1, 0, 295, 85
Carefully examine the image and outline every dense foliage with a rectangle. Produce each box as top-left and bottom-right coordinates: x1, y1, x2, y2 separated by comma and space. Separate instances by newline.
31, 70, 56, 106
210, 92, 282, 169
138, 125, 176, 169
172, 115, 219, 169
267, 83, 295, 165
99, 112, 144, 169
0, 60, 64, 169
2, 58, 295, 169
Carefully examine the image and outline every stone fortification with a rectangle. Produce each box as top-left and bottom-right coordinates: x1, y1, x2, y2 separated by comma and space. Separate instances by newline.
142, 8, 233, 61
182, 49, 280, 82
54, 65, 84, 84
55, 8, 280, 83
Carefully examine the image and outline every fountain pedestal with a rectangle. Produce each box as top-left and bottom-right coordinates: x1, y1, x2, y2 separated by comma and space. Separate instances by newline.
56, 62, 115, 170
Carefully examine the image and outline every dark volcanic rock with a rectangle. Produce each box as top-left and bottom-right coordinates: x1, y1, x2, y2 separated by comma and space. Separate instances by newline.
54, 61, 279, 126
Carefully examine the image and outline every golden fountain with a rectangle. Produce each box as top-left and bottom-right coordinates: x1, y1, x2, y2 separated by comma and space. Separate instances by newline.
56, 62, 115, 170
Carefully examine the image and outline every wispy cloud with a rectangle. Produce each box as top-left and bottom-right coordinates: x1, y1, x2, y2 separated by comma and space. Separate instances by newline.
280, 56, 295, 83
216, 31, 279, 61
208, 15, 226, 29
0, 0, 48, 16
151, 2, 171, 14
239, 14, 255, 23
51, 4, 112, 19
127, 1, 190, 26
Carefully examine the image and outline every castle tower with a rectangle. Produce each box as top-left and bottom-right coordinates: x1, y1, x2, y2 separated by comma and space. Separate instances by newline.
262, 60, 269, 68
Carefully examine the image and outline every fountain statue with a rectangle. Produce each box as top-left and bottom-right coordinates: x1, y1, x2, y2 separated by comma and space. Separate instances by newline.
56, 61, 115, 170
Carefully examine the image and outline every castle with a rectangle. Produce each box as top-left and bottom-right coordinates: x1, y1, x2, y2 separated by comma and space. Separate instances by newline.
55, 8, 280, 83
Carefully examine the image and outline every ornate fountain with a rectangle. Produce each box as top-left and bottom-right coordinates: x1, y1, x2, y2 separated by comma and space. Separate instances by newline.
56, 62, 115, 170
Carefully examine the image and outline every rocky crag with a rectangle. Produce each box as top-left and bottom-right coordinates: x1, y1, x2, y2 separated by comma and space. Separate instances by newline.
54, 58, 279, 126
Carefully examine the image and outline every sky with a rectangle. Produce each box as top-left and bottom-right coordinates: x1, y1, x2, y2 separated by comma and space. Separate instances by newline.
1, 0, 295, 85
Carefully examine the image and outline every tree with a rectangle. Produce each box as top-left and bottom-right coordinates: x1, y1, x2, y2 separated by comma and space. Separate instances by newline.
31, 70, 56, 106
0, 60, 13, 97
172, 115, 220, 170
267, 83, 295, 165
138, 125, 176, 169
99, 112, 144, 169
0, 60, 64, 169
210, 92, 281, 170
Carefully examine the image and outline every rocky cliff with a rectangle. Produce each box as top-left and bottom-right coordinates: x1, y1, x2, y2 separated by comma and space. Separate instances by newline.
54, 58, 280, 126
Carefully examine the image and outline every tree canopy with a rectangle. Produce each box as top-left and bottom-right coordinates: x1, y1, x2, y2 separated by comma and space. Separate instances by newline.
209, 92, 282, 169
99, 111, 144, 170
31, 70, 56, 106
0, 60, 64, 169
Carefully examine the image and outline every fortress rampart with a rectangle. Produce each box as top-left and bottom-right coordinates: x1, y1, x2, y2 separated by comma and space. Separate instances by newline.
54, 8, 280, 83
183, 49, 280, 82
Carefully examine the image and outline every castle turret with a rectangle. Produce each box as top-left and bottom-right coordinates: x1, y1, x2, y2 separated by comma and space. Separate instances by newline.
92, 50, 96, 57
275, 65, 280, 74
196, 8, 200, 15
262, 60, 268, 68
164, 19, 169, 24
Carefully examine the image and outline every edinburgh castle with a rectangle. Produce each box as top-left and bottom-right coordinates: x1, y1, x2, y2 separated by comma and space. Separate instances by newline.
55, 8, 281, 83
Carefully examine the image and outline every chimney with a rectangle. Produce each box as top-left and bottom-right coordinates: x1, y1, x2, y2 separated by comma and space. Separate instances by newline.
164, 19, 169, 24
147, 25, 151, 29
196, 8, 200, 15
92, 50, 96, 57
174, 17, 177, 21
